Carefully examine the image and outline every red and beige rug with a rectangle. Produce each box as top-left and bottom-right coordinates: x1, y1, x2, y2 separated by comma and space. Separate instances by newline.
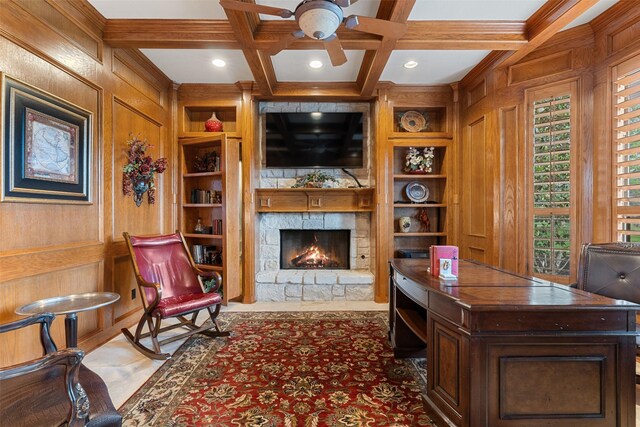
119, 311, 434, 426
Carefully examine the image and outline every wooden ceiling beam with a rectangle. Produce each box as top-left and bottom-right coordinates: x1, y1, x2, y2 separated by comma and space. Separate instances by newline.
500, 0, 601, 67
267, 82, 368, 100
103, 19, 527, 51
357, 0, 416, 97
223, 9, 276, 96
103, 19, 240, 48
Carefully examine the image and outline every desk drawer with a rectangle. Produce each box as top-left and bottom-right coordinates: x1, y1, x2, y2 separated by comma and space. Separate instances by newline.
394, 271, 428, 306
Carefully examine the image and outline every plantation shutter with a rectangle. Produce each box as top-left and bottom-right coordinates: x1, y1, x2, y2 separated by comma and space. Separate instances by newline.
531, 93, 572, 277
614, 54, 640, 242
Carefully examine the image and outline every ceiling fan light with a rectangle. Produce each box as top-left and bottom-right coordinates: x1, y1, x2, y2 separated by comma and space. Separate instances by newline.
296, 1, 343, 40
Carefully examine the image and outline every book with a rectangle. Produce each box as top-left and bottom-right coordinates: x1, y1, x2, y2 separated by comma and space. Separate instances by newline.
430, 245, 459, 277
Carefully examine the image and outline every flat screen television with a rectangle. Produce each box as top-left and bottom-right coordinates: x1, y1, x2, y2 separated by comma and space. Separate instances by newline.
265, 112, 364, 168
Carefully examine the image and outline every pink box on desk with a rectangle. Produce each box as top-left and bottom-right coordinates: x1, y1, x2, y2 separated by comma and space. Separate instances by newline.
430, 245, 459, 277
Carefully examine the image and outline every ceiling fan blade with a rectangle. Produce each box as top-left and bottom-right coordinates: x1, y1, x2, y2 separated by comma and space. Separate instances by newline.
333, 0, 359, 7
219, 0, 293, 18
344, 15, 407, 38
264, 30, 305, 56
323, 34, 347, 67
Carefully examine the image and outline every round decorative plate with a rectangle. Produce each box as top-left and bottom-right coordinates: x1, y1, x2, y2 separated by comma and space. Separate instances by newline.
400, 111, 427, 132
405, 181, 429, 203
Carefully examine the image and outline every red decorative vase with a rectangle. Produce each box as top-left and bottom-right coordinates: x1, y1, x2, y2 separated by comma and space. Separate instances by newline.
204, 112, 223, 132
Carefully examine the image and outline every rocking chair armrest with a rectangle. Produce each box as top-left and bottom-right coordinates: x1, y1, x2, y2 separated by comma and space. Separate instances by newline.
134, 278, 163, 309
196, 270, 223, 293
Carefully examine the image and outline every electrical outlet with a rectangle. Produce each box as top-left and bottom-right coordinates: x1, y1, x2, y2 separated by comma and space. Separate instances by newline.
131, 288, 136, 300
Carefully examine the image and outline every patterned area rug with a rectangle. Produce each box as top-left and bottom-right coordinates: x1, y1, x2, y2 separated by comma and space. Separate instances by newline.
119, 311, 434, 426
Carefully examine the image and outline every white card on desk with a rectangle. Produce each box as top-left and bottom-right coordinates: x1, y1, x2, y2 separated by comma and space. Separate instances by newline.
439, 258, 457, 280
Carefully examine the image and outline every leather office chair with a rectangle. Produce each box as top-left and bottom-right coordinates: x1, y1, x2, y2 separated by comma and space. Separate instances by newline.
122, 231, 229, 360
576, 242, 640, 382
0, 313, 122, 427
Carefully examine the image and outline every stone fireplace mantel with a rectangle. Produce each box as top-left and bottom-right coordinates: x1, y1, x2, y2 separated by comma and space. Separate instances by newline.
255, 188, 374, 212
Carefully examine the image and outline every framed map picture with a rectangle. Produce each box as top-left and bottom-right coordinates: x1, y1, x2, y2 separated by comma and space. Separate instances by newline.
2, 74, 91, 204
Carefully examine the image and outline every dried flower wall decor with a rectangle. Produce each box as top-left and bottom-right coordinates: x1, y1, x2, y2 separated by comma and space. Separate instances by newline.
122, 134, 167, 206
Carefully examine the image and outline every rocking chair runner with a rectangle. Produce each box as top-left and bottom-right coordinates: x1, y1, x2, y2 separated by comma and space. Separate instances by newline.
122, 231, 229, 360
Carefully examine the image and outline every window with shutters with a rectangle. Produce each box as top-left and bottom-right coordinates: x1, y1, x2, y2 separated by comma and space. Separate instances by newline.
613, 54, 640, 242
527, 82, 578, 282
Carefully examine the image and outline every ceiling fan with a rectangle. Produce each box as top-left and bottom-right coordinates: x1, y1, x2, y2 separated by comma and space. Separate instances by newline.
219, 0, 407, 67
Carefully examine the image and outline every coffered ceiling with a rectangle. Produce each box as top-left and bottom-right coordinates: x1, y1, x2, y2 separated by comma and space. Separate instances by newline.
87, 0, 619, 97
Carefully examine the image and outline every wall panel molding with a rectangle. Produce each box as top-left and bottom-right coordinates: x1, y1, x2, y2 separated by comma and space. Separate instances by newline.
508, 50, 573, 85
112, 49, 166, 107
467, 78, 487, 107
0, 242, 104, 283
608, 19, 640, 57
111, 97, 164, 241
466, 116, 487, 238
499, 106, 520, 272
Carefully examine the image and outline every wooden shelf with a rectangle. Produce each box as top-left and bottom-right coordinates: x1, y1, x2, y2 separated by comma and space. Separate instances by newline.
196, 264, 223, 271
394, 203, 446, 208
390, 132, 452, 141
183, 233, 223, 239
183, 204, 223, 208
183, 172, 222, 178
394, 174, 446, 180
180, 131, 241, 139
396, 307, 428, 344
394, 232, 447, 237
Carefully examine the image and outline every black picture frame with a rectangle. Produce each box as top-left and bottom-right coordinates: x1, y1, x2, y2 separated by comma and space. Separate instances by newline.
2, 74, 91, 204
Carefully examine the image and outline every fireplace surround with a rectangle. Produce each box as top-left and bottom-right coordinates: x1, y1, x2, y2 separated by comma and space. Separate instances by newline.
255, 101, 375, 302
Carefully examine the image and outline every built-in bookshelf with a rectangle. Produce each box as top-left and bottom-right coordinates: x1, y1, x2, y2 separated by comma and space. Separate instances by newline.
387, 104, 451, 258
179, 134, 240, 303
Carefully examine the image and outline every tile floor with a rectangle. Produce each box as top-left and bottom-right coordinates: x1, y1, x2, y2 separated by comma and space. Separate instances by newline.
83, 301, 640, 424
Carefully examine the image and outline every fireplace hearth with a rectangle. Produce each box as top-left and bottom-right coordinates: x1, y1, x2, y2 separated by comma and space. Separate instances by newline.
280, 229, 350, 270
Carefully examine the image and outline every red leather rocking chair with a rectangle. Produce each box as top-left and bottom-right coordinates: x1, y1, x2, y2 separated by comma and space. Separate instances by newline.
122, 231, 229, 360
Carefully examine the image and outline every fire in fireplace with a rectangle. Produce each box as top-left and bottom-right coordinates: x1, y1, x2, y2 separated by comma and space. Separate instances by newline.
280, 229, 350, 270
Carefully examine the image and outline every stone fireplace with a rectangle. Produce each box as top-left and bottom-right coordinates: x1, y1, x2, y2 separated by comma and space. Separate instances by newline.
255, 101, 375, 302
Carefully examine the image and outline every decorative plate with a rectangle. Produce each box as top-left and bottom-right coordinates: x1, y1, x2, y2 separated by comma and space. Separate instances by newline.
400, 111, 427, 132
405, 181, 429, 203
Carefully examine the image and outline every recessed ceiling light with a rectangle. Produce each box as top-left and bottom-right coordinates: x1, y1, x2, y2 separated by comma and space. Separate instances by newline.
403, 61, 418, 69
212, 59, 226, 67
309, 60, 323, 69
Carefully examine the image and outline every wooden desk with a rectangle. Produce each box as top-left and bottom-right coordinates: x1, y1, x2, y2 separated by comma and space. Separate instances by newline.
389, 258, 639, 427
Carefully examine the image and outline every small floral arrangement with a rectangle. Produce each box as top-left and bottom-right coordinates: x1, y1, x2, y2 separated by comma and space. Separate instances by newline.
404, 147, 435, 173
122, 134, 168, 205
292, 171, 337, 188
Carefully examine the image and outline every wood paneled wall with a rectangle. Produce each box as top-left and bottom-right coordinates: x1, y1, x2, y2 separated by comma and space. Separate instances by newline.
0, 0, 174, 366
457, 3, 640, 279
